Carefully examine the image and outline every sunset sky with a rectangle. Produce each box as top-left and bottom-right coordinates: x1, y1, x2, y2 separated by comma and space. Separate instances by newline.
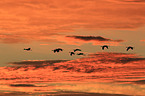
0, 0, 145, 66
0, 0, 145, 96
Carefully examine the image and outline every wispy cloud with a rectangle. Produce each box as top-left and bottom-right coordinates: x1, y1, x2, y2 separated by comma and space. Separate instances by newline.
10, 84, 35, 87
66, 35, 123, 42
0, 0, 145, 44
6, 52, 145, 73
53, 52, 145, 73
123, 0, 145, 2
60, 35, 124, 46
140, 39, 145, 42
0, 52, 145, 95
0, 33, 60, 44
9, 60, 68, 66
107, 0, 145, 3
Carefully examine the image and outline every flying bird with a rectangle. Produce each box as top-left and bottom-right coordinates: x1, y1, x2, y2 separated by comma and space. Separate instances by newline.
52, 49, 58, 53
77, 53, 85, 56
101, 45, 109, 50
69, 52, 75, 56
24, 48, 31, 51
126, 46, 134, 51
57, 48, 63, 51
52, 48, 63, 53
74, 49, 81, 52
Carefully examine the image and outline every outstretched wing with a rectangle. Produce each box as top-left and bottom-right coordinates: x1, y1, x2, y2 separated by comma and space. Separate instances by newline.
131, 47, 133, 50
102, 46, 104, 50
58, 48, 63, 51
126, 47, 130, 51
102, 45, 108, 50
74, 49, 81, 52
105, 46, 108, 49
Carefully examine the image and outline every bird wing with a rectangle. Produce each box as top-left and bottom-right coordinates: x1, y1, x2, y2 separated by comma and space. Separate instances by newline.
106, 46, 108, 49
102, 46, 104, 50
77, 49, 81, 51
126, 47, 130, 51
58, 48, 63, 51
74, 49, 81, 52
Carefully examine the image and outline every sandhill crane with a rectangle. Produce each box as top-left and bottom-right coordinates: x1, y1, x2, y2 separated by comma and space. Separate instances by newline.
77, 53, 85, 56
52, 48, 63, 53
52, 49, 58, 53
57, 48, 63, 51
74, 49, 81, 52
69, 52, 75, 56
101, 45, 108, 50
126, 46, 134, 51
24, 48, 31, 51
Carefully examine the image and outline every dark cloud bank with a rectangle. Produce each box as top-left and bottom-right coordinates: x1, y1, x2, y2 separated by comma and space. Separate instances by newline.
0, 52, 145, 96
66, 35, 124, 42
6, 52, 145, 73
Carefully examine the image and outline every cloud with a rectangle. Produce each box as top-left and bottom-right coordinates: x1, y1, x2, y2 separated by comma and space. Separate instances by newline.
0, 52, 145, 96
53, 52, 145, 73
89, 52, 145, 63
0, 33, 61, 44
66, 35, 124, 42
0, 52, 145, 95
4, 52, 145, 75
49, 91, 129, 96
10, 84, 35, 87
9, 60, 68, 66
132, 80, 145, 84
124, 0, 145, 2
59, 35, 124, 46
140, 39, 145, 42
0, 92, 29, 96
107, 0, 145, 3
0, 0, 145, 44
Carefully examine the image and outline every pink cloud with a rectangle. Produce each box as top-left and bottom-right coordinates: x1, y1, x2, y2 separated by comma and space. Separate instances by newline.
140, 39, 145, 42
107, 0, 145, 3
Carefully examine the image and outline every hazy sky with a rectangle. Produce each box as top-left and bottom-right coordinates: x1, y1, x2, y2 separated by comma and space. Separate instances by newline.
0, 0, 145, 66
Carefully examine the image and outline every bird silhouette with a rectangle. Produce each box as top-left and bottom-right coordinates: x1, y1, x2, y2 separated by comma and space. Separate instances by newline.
69, 52, 75, 56
24, 48, 31, 51
52, 49, 58, 53
101, 45, 108, 50
52, 48, 63, 53
126, 46, 134, 51
77, 53, 85, 56
74, 49, 81, 52
57, 48, 63, 51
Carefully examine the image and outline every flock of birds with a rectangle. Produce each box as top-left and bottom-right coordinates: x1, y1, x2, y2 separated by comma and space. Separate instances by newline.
23, 45, 134, 56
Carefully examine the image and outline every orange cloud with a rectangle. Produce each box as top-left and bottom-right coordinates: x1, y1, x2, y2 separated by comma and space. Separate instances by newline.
9, 60, 68, 66
66, 35, 124, 42
55, 35, 124, 46
0, 0, 145, 44
0, 33, 60, 44
140, 39, 145, 42
1, 52, 145, 95
107, 0, 145, 3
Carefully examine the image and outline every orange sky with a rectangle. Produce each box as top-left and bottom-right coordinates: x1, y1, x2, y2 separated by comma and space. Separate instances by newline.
0, 52, 145, 95
0, 1, 145, 95
0, 0, 145, 66
0, 0, 145, 44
